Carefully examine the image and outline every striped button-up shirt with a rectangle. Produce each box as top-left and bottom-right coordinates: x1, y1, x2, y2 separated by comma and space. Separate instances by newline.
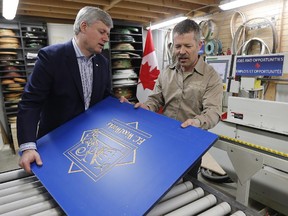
72, 38, 94, 110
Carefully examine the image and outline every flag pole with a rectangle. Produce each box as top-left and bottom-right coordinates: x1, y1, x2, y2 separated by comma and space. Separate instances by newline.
136, 22, 160, 103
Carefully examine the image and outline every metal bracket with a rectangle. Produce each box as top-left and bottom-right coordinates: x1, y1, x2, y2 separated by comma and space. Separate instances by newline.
227, 145, 263, 205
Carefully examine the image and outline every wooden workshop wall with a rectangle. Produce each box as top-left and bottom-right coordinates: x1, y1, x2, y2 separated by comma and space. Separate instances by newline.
192, 0, 288, 101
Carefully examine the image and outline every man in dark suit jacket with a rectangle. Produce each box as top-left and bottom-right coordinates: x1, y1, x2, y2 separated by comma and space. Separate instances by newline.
17, 6, 114, 173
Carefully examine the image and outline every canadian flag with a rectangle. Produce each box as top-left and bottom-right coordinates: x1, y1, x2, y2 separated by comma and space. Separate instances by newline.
136, 29, 160, 103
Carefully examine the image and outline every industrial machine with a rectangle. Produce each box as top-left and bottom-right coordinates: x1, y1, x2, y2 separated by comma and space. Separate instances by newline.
209, 97, 288, 215
207, 53, 288, 215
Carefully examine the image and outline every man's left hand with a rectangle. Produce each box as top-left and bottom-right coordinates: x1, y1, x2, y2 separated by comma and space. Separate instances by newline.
181, 119, 201, 128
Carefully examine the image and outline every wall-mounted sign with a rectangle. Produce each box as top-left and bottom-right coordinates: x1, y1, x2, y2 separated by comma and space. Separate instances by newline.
235, 54, 285, 76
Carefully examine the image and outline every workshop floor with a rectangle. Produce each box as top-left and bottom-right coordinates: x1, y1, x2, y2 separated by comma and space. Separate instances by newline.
0, 146, 20, 173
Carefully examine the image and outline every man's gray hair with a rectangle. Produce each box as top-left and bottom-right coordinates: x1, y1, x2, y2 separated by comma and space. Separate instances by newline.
173, 19, 201, 42
73, 6, 113, 35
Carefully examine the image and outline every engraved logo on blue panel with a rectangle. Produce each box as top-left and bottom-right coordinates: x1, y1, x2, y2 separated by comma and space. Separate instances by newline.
64, 119, 151, 182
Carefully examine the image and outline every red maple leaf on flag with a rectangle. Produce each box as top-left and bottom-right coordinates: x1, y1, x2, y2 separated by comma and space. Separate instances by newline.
136, 29, 160, 102
139, 62, 160, 90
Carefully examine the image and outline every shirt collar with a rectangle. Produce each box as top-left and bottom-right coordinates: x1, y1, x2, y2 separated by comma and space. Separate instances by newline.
72, 37, 95, 61
72, 37, 84, 58
194, 56, 205, 75
170, 55, 205, 75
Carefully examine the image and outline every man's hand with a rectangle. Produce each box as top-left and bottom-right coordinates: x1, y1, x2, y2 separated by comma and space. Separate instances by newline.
19, 149, 43, 174
119, 96, 130, 103
134, 102, 149, 110
181, 119, 201, 128
119, 96, 149, 110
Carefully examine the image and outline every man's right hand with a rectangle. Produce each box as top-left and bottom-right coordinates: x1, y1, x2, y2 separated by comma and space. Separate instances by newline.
134, 102, 149, 110
19, 149, 43, 174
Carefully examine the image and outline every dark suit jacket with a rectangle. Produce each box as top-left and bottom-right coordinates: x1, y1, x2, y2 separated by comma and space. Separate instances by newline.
17, 40, 113, 145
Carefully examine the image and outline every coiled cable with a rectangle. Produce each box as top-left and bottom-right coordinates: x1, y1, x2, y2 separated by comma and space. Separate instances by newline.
205, 39, 223, 56
199, 19, 218, 41
232, 17, 278, 55
230, 11, 247, 54
241, 37, 271, 55
230, 11, 247, 40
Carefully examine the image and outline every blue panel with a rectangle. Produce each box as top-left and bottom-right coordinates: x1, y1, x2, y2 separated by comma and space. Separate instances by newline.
32, 96, 218, 215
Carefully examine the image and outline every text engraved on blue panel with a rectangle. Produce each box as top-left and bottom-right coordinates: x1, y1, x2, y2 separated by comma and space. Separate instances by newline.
64, 119, 152, 182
